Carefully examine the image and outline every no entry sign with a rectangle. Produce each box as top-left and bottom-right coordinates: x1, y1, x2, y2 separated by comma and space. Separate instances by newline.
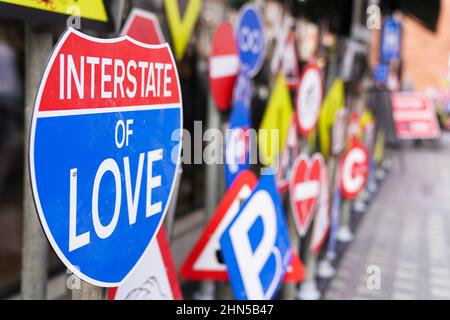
209, 22, 239, 111
29, 28, 182, 286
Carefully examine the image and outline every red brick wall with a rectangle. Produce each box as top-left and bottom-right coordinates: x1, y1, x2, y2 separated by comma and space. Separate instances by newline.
401, 0, 450, 91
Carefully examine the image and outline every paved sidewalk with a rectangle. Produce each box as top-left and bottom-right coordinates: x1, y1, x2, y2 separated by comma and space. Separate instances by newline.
325, 133, 450, 300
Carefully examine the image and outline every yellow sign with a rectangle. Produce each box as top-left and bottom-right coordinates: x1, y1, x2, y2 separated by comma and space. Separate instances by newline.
374, 130, 385, 164
318, 79, 345, 159
258, 73, 294, 167
164, 0, 202, 61
0, 0, 108, 22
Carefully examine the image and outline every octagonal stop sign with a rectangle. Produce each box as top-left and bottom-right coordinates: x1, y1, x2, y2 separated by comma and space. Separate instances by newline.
29, 28, 183, 286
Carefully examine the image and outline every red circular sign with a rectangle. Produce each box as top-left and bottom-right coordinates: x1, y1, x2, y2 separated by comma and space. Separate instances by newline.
295, 63, 323, 137
209, 22, 239, 111
339, 142, 369, 200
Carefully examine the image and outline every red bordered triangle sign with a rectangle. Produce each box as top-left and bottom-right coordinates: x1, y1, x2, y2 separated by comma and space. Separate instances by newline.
181, 170, 305, 283
108, 226, 182, 300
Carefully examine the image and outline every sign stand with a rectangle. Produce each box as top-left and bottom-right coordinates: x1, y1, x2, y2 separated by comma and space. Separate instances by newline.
317, 156, 338, 279
21, 24, 52, 300
194, 95, 221, 300
283, 195, 299, 300
165, 168, 183, 243
72, 280, 105, 300
336, 200, 353, 242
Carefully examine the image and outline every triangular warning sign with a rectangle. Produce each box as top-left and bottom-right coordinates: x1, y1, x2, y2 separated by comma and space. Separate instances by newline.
164, 0, 202, 60
108, 226, 182, 300
181, 170, 305, 283
258, 73, 294, 167
282, 32, 300, 89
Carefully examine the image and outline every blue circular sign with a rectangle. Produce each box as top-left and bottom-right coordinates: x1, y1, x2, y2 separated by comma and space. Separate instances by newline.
236, 4, 265, 78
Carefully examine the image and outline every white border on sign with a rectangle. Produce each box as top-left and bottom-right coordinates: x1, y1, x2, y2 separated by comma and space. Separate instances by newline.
289, 153, 324, 237
28, 27, 183, 288
295, 63, 323, 136
235, 3, 266, 79
120, 7, 165, 44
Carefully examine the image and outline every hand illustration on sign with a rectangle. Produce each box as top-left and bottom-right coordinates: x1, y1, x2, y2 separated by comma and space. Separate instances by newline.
164, 0, 202, 60
296, 63, 323, 137
220, 172, 292, 300
289, 153, 324, 236
108, 227, 182, 300
236, 4, 265, 78
30, 28, 182, 286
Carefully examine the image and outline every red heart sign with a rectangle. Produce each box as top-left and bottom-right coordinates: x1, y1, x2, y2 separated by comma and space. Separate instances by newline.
289, 153, 324, 236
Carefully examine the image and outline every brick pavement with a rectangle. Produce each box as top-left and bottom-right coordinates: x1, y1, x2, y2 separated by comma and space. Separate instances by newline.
324, 133, 450, 300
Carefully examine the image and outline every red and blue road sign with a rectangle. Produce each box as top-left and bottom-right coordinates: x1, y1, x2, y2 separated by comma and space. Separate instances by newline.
29, 28, 182, 287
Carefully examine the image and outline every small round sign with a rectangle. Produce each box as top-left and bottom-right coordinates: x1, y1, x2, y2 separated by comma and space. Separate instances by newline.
339, 142, 369, 200
295, 63, 323, 136
209, 22, 239, 111
236, 4, 265, 78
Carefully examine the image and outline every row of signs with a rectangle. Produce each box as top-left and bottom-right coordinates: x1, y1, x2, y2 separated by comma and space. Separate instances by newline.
28, 3, 376, 300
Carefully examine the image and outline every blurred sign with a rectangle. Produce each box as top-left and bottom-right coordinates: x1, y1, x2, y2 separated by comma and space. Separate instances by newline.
276, 119, 299, 194
318, 79, 346, 159
108, 227, 182, 300
209, 22, 239, 111
181, 170, 304, 283
373, 62, 389, 85
236, 4, 265, 78
331, 108, 347, 155
220, 172, 292, 300
225, 102, 251, 187
310, 165, 330, 255
289, 153, 324, 236
164, 0, 202, 60
295, 63, 323, 137
282, 32, 301, 89
181, 171, 257, 280
29, 28, 182, 286
380, 16, 402, 62
270, 15, 292, 74
121, 8, 164, 44
339, 142, 369, 200
259, 73, 293, 167
0, 0, 111, 30
233, 73, 252, 107
391, 93, 441, 140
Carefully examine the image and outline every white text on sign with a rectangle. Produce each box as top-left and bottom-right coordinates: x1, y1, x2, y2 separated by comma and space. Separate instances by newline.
59, 54, 173, 100
68, 119, 163, 252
